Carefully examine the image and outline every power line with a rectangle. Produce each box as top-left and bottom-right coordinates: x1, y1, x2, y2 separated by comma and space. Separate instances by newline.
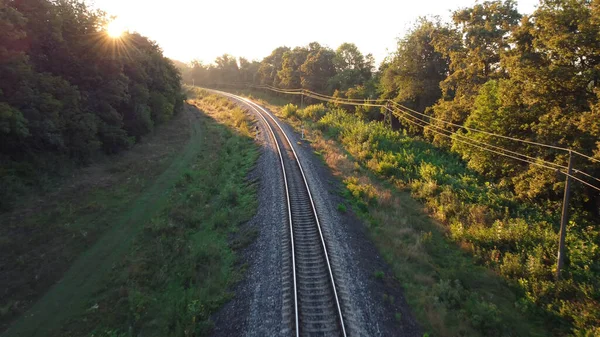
256, 82, 600, 166
387, 100, 600, 165
389, 105, 569, 171
395, 104, 600, 186
303, 92, 385, 108
387, 107, 568, 174
245, 83, 600, 190
389, 107, 600, 192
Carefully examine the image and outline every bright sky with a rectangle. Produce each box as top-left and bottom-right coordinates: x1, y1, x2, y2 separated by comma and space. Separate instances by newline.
90, 0, 540, 66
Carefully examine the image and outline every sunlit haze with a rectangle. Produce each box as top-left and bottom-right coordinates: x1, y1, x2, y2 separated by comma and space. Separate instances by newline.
94, 0, 539, 65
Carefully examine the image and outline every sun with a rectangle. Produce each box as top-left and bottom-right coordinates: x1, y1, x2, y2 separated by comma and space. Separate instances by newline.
106, 19, 126, 38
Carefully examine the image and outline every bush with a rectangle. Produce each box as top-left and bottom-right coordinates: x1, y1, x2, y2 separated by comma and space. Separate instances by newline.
300, 104, 327, 122
312, 103, 600, 334
281, 103, 298, 118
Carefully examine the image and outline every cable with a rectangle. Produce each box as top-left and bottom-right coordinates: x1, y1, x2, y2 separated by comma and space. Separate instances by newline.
386, 107, 570, 173
303, 89, 387, 103
573, 169, 600, 186
393, 105, 600, 185
303, 92, 385, 108
567, 173, 600, 192
243, 83, 600, 188
388, 107, 600, 192
388, 100, 600, 165
390, 106, 569, 171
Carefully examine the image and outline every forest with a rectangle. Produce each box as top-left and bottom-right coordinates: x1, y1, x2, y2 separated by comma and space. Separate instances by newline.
181, 0, 600, 335
0, 0, 184, 210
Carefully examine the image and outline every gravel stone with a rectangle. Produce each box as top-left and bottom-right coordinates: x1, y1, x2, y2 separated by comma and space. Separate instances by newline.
211, 95, 422, 337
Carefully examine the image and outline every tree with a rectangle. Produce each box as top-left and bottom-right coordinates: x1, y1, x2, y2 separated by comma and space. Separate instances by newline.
239, 57, 260, 84
429, 0, 521, 145
257, 46, 290, 86
328, 43, 373, 92
0, 0, 183, 209
278, 47, 308, 89
214, 54, 239, 84
300, 43, 336, 94
380, 18, 449, 135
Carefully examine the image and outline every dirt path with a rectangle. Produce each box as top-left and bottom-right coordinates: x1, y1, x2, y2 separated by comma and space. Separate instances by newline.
2, 106, 204, 337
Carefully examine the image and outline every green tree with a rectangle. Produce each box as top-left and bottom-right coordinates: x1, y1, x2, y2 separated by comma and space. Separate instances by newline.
429, 0, 521, 145
0, 0, 183, 209
329, 42, 373, 92
300, 42, 336, 94
257, 46, 290, 86
380, 18, 449, 134
278, 47, 308, 89
239, 57, 260, 84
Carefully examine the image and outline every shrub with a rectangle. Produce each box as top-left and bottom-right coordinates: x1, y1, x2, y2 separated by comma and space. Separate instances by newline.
300, 104, 327, 122
281, 103, 298, 118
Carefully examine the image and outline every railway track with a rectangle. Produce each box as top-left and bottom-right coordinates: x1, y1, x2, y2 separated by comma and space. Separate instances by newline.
215, 91, 347, 337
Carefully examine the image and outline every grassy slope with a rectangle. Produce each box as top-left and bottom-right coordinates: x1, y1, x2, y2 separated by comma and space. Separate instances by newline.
51, 90, 259, 337
1, 109, 192, 333
2, 107, 205, 337
231, 89, 557, 337
2, 93, 259, 337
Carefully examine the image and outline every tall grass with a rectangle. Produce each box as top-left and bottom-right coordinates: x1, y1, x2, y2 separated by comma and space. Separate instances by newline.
312, 106, 599, 336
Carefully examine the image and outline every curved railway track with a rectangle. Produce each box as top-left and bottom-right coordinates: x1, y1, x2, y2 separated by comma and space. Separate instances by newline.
215, 90, 347, 337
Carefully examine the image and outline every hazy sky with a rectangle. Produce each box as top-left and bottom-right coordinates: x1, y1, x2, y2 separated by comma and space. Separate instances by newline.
90, 0, 540, 66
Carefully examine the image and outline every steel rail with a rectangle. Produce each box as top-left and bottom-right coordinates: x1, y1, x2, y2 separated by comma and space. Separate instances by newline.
214, 90, 300, 336
213, 89, 347, 336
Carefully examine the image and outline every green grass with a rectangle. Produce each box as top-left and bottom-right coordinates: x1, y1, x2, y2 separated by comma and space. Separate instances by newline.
228, 88, 571, 337
1, 110, 194, 335
2, 91, 260, 337
46, 90, 260, 337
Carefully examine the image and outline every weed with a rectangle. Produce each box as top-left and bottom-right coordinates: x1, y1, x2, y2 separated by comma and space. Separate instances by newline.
337, 203, 347, 213
374, 270, 385, 280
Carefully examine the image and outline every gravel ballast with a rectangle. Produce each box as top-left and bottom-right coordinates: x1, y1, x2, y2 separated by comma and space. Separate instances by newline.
211, 94, 421, 337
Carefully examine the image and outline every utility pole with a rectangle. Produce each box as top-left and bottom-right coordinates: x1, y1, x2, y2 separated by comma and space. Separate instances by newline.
556, 150, 573, 280
192, 79, 195, 87
300, 90, 304, 110
384, 103, 392, 129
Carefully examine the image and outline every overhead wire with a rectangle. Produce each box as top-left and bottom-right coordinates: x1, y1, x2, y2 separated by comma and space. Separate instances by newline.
387, 100, 600, 165
389, 105, 569, 171
389, 107, 600, 192
246, 83, 600, 190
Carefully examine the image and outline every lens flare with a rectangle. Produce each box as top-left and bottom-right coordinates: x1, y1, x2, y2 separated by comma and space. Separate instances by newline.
106, 19, 126, 38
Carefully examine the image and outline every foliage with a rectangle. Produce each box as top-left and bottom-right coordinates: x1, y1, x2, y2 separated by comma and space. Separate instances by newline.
281, 103, 298, 118
380, 17, 449, 133
428, 0, 521, 145
134, 0, 600, 334
0, 0, 183, 210
294, 102, 599, 335
299, 103, 327, 122
58, 91, 259, 336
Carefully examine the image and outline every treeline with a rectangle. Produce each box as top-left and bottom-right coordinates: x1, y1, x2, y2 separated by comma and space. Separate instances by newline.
182, 42, 376, 100
185, 0, 599, 217
0, 0, 184, 209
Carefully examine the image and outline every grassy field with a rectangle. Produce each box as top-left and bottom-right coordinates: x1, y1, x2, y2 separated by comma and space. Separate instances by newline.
1, 92, 260, 336
230, 89, 564, 337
